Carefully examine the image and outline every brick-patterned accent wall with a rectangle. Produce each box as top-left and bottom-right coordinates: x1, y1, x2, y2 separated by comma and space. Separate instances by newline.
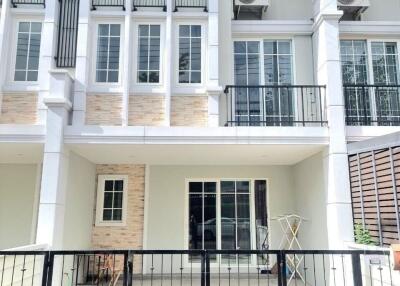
171, 96, 208, 127
85, 94, 122, 126
0, 93, 38, 124
128, 95, 165, 126
92, 165, 145, 250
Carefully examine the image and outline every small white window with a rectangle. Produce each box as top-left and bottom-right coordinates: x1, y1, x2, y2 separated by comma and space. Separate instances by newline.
14, 22, 42, 82
178, 25, 202, 84
95, 24, 121, 83
137, 24, 161, 83
96, 175, 128, 226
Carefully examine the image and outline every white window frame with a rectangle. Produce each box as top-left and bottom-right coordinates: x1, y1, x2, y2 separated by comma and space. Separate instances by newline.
8, 16, 44, 87
231, 38, 297, 124
133, 22, 164, 87
90, 20, 124, 89
95, 175, 129, 227
340, 37, 400, 122
174, 22, 206, 88
184, 178, 270, 267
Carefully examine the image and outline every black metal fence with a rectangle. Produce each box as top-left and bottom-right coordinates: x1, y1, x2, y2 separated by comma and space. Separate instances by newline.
133, 0, 166, 11
224, 85, 327, 127
174, 0, 207, 12
91, 0, 125, 10
0, 249, 393, 286
55, 0, 80, 68
344, 84, 400, 126
11, 0, 45, 7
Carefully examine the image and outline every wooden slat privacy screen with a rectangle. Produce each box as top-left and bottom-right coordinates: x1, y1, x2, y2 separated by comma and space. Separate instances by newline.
349, 146, 400, 247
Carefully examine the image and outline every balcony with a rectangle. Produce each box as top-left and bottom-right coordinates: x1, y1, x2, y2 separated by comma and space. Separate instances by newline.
11, 0, 45, 7
133, 0, 166, 11
344, 84, 400, 126
174, 0, 207, 12
223, 85, 327, 127
0, 249, 393, 285
91, 0, 125, 10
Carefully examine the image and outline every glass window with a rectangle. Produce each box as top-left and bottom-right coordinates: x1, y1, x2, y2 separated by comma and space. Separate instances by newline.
14, 22, 42, 82
96, 176, 127, 225
179, 25, 201, 84
233, 40, 294, 126
96, 24, 121, 83
188, 181, 217, 258
340, 40, 371, 126
371, 42, 400, 124
137, 24, 161, 83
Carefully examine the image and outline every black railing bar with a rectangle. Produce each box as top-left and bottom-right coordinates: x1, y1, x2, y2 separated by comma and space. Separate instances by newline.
225, 120, 328, 124
0, 251, 48, 255
11, 0, 45, 8
343, 84, 400, 88
284, 249, 390, 255
224, 85, 326, 92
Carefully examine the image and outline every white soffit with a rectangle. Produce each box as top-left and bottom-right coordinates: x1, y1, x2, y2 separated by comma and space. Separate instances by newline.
69, 144, 325, 166
0, 143, 43, 164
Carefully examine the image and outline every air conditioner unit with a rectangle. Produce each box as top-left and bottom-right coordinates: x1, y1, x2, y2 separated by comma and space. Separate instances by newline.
234, 0, 270, 20
337, 0, 370, 15
235, 0, 270, 7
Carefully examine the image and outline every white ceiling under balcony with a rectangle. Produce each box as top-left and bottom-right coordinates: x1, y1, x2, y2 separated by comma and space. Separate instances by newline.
0, 143, 43, 164
69, 144, 326, 166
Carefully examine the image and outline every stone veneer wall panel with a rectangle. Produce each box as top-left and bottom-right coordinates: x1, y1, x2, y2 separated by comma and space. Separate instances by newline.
85, 94, 122, 126
128, 95, 165, 126
171, 96, 208, 127
92, 165, 145, 251
0, 93, 38, 124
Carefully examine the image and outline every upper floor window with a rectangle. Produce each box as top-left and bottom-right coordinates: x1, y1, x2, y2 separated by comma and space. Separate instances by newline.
96, 24, 121, 83
137, 24, 161, 84
14, 22, 42, 82
340, 40, 400, 126
178, 25, 201, 84
95, 175, 128, 226
264, 40, 293, 84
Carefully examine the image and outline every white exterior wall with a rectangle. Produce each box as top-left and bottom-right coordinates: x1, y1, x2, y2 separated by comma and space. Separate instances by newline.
293, 152, 328, 250
361, 0, 400, 21
0, 164, 39, 249
146, 165, 296, 250
62, 151, 96, 249
262, 0, 313, 20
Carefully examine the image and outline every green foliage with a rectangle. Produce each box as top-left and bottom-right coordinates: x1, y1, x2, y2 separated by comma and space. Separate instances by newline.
354, 223, 377, 246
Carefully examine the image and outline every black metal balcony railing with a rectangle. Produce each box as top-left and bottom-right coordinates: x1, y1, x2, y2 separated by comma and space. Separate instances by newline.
174, 0, 207, 12
0, 249, 393, 286
91, 0, 125, 10
11, 0, 45, 7
224, 85, 327, 127
133, 0, 166, 11
55, 0, 79, 68
344, 84, 400, 126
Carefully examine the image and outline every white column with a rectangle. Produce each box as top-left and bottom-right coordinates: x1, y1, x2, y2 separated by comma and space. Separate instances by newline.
36, 71, 73, 249
37, 0, 60, 124
164, 0, 173, 126
0, 0, 12, 91
72, 0, 91, 126
207, 0, 221, 127
122, 0, 132, 126
313, 0, 354, 249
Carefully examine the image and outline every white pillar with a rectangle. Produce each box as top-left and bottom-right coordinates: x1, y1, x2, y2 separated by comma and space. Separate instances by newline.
122, 0, 132, 126
36, 71, 73, 249
164, 0, 173, 126
72, 0, 91, 126
37, 0, 60, 124
0, 0, 12, 90
313, 0, 354, 249
206, 0, 221, 127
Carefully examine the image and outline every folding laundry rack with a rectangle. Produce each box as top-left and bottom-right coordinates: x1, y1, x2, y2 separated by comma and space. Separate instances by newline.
272, 214, 308, 285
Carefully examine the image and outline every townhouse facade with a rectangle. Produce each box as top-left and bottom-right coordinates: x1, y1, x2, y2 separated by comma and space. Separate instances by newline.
0, 0, 400, 267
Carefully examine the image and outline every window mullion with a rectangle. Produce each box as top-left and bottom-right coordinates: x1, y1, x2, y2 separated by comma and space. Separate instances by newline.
147, 25, 151, 83
25, 25, 32, 81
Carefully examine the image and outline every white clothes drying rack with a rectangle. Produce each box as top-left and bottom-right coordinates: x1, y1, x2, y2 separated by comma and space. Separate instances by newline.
272, 214, 309, 285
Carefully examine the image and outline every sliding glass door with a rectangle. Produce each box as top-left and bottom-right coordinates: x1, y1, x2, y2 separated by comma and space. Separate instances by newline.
188, 179, 268, 265
233, 40, 294, 126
